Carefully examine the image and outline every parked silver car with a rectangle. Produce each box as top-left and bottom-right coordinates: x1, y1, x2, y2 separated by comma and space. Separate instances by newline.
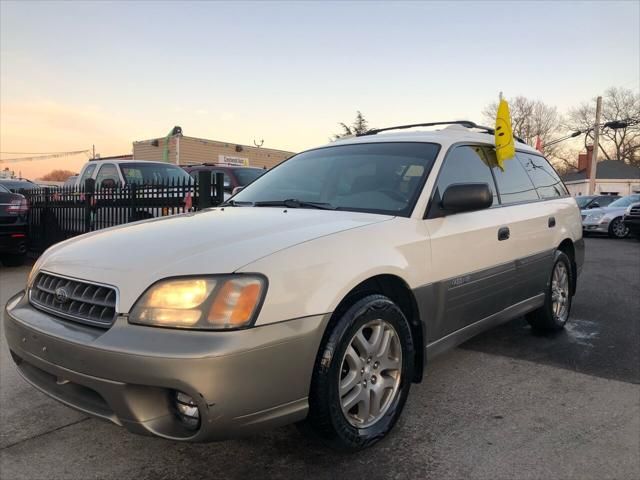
582, 194, 640, 238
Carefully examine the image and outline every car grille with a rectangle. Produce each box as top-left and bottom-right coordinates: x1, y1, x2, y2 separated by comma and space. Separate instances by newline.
29, 272, 117, 328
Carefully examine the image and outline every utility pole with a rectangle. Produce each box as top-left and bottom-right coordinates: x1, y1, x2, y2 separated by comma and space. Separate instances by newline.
588, 96, 602, 195
92, 144, 96, 160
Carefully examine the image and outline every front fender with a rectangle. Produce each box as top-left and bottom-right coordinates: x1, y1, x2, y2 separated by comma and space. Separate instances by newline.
238, 217, 432, 326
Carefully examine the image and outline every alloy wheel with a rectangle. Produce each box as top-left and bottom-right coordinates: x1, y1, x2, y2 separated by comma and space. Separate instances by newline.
338, 319, 402, 428
551, 262, 570, 323
612, 218, 629, 238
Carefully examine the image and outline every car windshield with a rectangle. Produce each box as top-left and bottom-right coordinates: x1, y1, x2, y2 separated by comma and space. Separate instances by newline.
120, 163, 193, 185
233, 168, 264, 186
609, 194, 640, 208
575, 196, 595, 208
232, 142, 440, 216
0, 184, 9, 193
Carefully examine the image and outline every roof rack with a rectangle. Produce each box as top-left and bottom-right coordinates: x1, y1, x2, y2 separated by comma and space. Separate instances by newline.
359, 120, 527, 144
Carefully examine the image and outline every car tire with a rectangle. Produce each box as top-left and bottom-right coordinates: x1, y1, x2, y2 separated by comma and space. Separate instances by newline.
0, 253, 26, 267
608, 217, 629, 239
526, 250, 573, 331
303, 294, 414, 452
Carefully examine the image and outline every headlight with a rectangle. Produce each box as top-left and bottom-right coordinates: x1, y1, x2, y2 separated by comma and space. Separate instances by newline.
586, 212, 604, 222
625, 205, 633, 215
129, 275, 266, 330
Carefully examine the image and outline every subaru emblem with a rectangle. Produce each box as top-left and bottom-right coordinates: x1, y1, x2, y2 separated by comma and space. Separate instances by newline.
54, 287, 69, 304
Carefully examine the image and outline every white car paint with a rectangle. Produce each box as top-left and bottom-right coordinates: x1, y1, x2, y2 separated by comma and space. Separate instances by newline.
29, 126, 583, 327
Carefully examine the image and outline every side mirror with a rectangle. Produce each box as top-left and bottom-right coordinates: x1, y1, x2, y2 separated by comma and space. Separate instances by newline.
231, 186, 244, 196
441, 183, 493, 214
101, 178, 117, 189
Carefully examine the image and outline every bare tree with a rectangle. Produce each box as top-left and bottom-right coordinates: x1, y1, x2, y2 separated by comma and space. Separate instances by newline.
333, 111, 370, 140
482, 96, 563, 158
565, 87, 640, 166
40, 169, 76, 181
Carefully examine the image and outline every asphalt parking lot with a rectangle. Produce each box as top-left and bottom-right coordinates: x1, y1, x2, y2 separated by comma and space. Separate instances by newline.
1, 237, 638, 480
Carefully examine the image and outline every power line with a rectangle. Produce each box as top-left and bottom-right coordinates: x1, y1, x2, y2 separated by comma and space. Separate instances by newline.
0, 150, 90, 163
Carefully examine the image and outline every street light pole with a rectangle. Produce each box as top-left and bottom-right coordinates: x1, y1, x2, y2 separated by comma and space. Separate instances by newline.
588, 96, 602, 195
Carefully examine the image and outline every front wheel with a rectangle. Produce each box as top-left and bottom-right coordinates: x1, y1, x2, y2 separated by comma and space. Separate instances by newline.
303, 295, 414, 451
608, 217, 629, 239
526, 250, 573, 331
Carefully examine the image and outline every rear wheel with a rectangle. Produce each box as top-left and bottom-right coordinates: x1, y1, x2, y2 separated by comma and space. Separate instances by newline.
526, 250, 573, 331
304, 295, 414, 451
608, 217, 629, 239
0, 253, 26, 267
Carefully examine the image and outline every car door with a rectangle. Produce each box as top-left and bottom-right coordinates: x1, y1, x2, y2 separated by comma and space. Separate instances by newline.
424, 144, 515, 342
492, 152, 559, 304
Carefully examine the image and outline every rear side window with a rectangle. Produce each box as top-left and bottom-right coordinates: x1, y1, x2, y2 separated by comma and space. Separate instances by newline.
434, 145, 498, 206
491, 156, 539, 205
517, 153, 568, 199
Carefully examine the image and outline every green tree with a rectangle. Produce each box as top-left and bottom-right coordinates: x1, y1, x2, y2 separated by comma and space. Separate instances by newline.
333, 111, 370, 140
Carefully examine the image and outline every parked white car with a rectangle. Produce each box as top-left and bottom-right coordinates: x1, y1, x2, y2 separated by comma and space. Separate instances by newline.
5, 121, 584, 451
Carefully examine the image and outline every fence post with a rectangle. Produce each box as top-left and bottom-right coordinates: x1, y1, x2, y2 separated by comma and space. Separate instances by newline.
84, 178, 95, 233
41, 187, 50, 249
129, 183, 137, 221
214, 172, 224, 205
198, 170, 213, 209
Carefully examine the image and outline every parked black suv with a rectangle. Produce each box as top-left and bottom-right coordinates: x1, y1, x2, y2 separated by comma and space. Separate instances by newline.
624, 202, 640, 240
0, 183, 29, 266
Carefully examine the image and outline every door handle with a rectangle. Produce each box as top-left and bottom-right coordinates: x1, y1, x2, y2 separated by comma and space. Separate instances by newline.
498, 226, 510, 241
548, 216, 556, 228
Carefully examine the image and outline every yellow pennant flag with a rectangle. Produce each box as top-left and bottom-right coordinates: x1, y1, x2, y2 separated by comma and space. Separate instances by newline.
495, 98, 515, 170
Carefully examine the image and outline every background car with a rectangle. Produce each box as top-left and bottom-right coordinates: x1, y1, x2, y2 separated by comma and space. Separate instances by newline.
182, 164, 265, 199
0, 178, 39, 193
623, 202, 640, 240
0, 183, 29, 266
575, 194, 620, 210
582, 193, 640, 238
63, 175, 78, 188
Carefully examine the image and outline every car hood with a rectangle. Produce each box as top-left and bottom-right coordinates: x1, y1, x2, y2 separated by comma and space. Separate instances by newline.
35, 207, 392, 310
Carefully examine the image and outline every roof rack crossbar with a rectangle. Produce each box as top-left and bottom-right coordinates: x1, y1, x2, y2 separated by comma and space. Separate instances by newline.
359, 120, 478, 136
359, 120, 527, 144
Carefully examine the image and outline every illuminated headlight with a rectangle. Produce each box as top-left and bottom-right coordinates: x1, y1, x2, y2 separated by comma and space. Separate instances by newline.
129, 275, 266, 330
586, 212, 604, 223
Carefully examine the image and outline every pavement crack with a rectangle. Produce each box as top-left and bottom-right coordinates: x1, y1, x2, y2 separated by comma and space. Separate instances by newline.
1, 417, 91, 451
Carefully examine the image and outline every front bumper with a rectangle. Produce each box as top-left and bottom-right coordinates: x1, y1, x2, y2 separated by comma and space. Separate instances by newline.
623, 216, 640, 234
4, 291, 329, 442
582, 218, 610, 233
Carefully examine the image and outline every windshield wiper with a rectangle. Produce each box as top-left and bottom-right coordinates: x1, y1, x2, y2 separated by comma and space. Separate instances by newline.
220, 199, 254, 207
253, 199, 336, 210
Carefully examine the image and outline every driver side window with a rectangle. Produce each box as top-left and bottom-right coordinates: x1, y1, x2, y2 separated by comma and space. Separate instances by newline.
95, 164, 120, 188
434, 145, 498, 207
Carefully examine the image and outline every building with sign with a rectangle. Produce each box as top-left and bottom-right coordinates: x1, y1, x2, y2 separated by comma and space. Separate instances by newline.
132, 128, 295, 169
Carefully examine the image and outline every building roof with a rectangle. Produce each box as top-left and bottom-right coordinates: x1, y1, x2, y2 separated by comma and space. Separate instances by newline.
561, 160, 640, 182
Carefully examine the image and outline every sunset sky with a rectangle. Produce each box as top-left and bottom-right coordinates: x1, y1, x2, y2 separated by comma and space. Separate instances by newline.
1, 0, 639, 179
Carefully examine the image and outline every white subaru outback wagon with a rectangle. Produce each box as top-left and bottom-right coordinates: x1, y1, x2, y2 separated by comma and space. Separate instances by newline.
5, 121, 584, 451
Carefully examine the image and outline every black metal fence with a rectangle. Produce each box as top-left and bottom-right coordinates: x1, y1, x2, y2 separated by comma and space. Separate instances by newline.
21, 171, 224, 253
